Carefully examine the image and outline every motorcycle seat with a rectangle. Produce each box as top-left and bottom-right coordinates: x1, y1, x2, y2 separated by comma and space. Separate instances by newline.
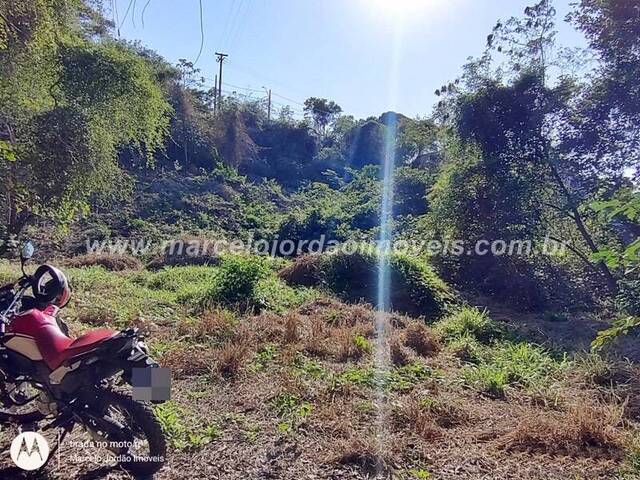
12, 309, 117, 370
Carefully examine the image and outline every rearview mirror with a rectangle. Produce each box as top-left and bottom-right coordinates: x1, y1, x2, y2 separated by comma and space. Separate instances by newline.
21, 242, 35, 261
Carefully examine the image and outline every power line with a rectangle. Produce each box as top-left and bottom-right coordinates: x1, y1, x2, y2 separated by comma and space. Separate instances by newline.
118, 0, 135, 31
223, 82, 263, 93
131, 0, 137, 28
271, 100, 302, 113
220, 0, 243, 49
192, 0, 205, 65
202, 78, 264, 94
228, 0, 250, 50
217, 0, 235, 47
141, 0, 152, 27
228, 0, 246, 48
225, 60, 304, 97
205, 78, 339, 117
272, 92, 305, 108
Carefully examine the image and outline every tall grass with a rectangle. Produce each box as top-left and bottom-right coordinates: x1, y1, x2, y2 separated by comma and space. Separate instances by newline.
463, 342, 565, 397
435, 307, 505, 343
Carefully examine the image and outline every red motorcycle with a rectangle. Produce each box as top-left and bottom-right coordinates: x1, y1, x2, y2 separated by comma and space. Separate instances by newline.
0, 243, 167, 476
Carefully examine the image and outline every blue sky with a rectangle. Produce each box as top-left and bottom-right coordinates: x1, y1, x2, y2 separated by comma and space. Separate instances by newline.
113, 0, 586, 119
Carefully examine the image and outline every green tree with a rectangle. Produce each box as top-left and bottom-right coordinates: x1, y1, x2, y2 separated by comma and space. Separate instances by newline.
398, 118, 439, 166
435, 0, 622, 294
591, 190, 640, 347
345, 119, 386, 169
303, 97, 342, 138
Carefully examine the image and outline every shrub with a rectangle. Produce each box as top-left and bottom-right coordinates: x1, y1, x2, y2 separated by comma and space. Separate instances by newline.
393, 167, 433, 216
254, 275, 320, 313
278, 255, 323, 286
321, 247, 454, 319
336, 329, 372, 361
390, 338, 414, 366
435, 307, 504, 343
199, 255, 268, 309
276, 209, 344, 256
64, 253, 143, 271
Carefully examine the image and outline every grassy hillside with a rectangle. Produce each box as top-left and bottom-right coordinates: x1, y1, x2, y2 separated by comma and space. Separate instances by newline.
0, 260, 638, 479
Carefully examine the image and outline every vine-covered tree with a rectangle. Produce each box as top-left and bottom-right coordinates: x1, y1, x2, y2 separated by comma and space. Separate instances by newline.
0, 0, 170, 250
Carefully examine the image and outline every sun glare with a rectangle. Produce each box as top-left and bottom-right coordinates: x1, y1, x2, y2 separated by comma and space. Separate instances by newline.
367, 0, 434, 19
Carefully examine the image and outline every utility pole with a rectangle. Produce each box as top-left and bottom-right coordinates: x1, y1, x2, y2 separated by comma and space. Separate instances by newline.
215, 52, 228, 111
263, 87, 272, 121
213, 74, 218, 114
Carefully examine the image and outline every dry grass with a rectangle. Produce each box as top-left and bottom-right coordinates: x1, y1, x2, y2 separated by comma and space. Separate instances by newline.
303, 338, 330, 358
215, 342, 249, 378
392, 393, 468, 439
283, 313, 301, 343
297, 298, 373, 327
161, 347, 215, 377
390, 338, 415, 367
8, 288, 639, 480
334, 328, 371, 361
64, 253, 143, 271
178, 309, 236, 343
393, 396, 443, 440
74, 306, 116, 326
404, 322, 441, 357
329, 436, 397, 477
251, 312, 286, 343
421, 396, 469, 428
498, 400, 626, 456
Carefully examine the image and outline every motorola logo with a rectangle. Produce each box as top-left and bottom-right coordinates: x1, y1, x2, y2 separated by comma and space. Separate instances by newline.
10, 432, 50, 471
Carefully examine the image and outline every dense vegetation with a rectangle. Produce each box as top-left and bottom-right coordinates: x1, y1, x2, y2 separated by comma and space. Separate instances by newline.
2, 0, 637, 337
0, 1, 639, 478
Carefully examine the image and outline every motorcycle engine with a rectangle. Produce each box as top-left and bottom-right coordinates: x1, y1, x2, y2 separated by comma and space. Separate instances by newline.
35, 389, 58, 416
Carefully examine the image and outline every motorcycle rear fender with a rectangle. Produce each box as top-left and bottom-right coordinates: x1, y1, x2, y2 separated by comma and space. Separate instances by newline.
53, 329, 156, 395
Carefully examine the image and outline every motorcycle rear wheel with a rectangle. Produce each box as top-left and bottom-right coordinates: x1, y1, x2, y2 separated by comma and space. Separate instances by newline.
92, 390, 167, 476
